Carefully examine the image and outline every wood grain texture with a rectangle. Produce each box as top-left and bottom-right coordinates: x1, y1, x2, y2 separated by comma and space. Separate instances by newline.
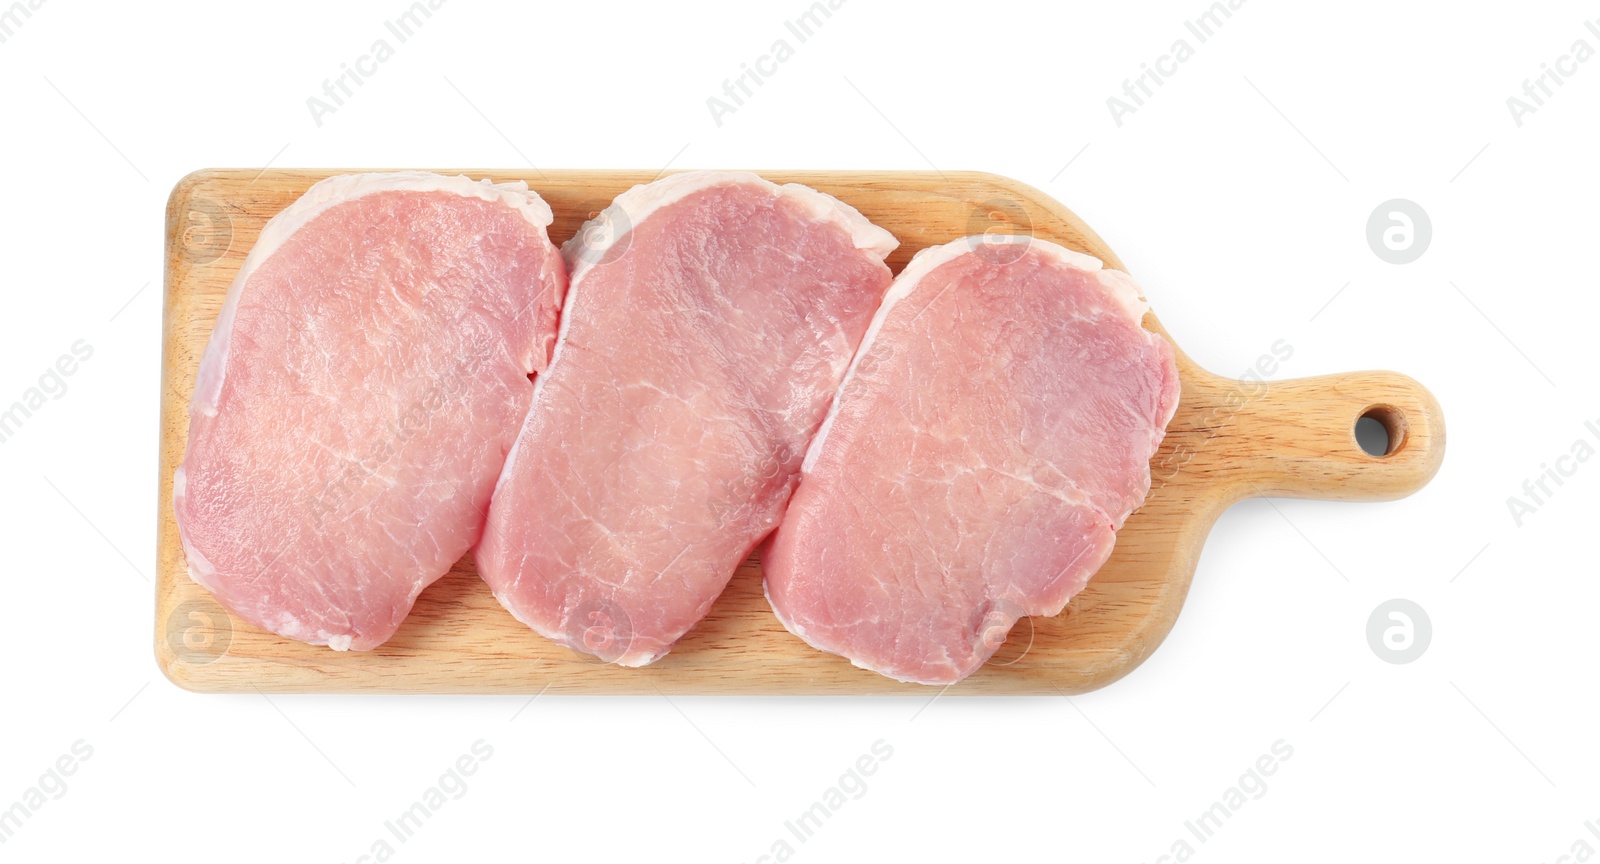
155, 169, 1446, 694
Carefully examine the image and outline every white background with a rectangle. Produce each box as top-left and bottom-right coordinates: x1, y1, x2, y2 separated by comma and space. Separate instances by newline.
0, 0, 1595, 861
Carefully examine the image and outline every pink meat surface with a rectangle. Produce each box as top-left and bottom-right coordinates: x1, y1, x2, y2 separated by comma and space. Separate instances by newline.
762, 236, 1181, 685
173, 172, 566, 651
477, 171, 897, 666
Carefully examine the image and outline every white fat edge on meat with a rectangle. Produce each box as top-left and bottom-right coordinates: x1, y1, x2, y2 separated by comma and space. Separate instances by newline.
760, 577, 955, 685
177, 172, 555, 593
559, 170, 895, 288
486, 584, 667, 667
170, 465, 219, 588
800, 235, 1155, 474
492, 171, 897, 498
1095, 265, 1184, 465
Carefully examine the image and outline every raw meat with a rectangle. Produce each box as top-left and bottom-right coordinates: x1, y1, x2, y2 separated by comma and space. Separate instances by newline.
173, 172, 566, 651
476, 171, 897, 666
762, 235, 1181, 685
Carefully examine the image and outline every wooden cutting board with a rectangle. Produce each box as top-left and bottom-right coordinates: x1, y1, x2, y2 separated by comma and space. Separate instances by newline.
156, 169, 1445, 694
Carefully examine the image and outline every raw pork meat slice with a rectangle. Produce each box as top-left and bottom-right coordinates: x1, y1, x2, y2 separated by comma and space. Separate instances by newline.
477, 171, 897, 666
173, 172, 566, 651
762, 235, 1181, 685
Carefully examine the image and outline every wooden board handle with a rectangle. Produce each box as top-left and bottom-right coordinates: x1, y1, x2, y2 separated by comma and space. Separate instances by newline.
1158, 369, 1446, 505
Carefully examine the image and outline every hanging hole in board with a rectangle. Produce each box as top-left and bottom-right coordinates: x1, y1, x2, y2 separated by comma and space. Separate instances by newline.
1355, 405, 1406, 457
